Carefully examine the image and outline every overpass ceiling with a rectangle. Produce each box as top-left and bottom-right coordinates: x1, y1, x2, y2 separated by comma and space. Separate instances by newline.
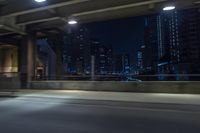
0, 0, 200, 36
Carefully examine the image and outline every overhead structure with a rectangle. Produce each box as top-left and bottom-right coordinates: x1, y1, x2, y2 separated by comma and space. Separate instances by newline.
0, 0, 199, 36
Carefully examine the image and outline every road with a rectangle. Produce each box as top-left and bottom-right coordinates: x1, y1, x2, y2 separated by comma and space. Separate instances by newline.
0, 95, 200, 133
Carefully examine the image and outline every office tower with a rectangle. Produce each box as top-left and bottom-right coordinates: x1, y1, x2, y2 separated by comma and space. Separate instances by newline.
63, 27, 91, 75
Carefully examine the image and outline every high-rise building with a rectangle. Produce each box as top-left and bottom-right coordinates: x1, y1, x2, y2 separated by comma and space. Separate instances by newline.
113, 54, 130, 75
137, 49, 144, 74
63, 27, 91, 75
156, 8, 200, 80
178, 8, 200, 74
143, 16, 158, 74
142, 12, 178, 78
157, 10, 181, 78
157, 9, 200, 77
107, 45, 114, 74
122, 54, 130, 74
96, 45, 108, 75
91, 40, 114, 75
113, 54, 123, 74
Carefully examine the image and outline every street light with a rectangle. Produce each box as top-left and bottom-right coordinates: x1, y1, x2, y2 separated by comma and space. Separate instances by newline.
163, 6, 176, 11
34, 0, 46, 3
68, 20, 78, 25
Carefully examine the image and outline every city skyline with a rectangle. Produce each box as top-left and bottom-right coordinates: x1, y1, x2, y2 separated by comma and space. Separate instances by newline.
63, 16, 146, 74
61, 7, 200, 80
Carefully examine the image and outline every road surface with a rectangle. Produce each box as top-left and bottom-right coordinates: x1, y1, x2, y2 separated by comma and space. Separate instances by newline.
0, 95, 200, 133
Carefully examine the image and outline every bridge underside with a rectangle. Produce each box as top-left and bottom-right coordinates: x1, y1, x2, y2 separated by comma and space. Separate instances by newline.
0, 0, 199, 37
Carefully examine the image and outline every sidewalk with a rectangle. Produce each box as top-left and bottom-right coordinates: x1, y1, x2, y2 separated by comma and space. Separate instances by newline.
1, 89, 200, 105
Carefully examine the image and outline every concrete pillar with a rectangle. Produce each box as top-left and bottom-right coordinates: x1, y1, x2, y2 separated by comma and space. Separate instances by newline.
27, 36, 36, 82
20, 35, 36, 88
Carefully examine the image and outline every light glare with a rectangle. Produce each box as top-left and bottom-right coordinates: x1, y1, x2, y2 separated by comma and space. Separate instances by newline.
68, 20, 78, 25
163, 6, 175, 11
35, 0, 46, 3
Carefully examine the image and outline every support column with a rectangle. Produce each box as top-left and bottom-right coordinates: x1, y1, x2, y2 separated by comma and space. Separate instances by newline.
27, 36, 36, 82
20, 35, 36, 88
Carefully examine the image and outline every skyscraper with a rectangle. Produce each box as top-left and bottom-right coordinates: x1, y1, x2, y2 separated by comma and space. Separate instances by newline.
113, 54, 123, 74
91, 40, 114, 75
178, 8, 200, 74
157, 10, 181, 78
157, 8, 200, 80
122, 54, 130, 74
63, 27, 91, 75
143, 16, 158, 74
137, 49, 144, 74
107, 45, 114, 74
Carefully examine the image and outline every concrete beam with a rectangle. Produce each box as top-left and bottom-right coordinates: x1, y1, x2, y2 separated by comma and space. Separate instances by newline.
17, 17, 61, 26
16, 0, 166, 26
1, 24, 26, 35
0, 32, 14, 36
0, 17, 26, 34
71, 0, 166, 17
0, 0, 90, 17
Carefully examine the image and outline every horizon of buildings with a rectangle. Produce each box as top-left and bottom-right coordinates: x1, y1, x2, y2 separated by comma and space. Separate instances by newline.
59, 7, 200, 80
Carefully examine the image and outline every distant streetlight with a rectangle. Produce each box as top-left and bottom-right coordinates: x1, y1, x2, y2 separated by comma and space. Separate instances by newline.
163, 6, 176, 11
34, 0, 46, 3
68, 20, 78, 25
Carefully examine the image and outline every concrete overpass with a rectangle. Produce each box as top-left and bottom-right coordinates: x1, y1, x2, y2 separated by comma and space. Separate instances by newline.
0, 0, 199, 36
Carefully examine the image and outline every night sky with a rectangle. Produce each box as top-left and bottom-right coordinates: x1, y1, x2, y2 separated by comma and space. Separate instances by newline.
83, 16, 145, 63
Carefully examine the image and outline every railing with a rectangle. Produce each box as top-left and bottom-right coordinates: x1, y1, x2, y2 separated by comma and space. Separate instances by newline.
32, 74, 200, 81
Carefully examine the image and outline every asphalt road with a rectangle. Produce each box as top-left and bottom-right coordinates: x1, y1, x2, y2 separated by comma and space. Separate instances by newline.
0, 96, 200, 133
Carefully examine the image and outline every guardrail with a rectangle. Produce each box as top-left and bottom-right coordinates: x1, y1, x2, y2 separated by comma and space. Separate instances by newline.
32, 74, 200, 81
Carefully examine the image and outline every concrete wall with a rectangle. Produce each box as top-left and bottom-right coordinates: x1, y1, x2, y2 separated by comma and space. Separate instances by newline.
30, 81, 200, 94
0, 45, 18, 73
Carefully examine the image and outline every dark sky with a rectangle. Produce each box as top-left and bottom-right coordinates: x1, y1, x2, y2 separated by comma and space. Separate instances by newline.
83, 16, 145, 63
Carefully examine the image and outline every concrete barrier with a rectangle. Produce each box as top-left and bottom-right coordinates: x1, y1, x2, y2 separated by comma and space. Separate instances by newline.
0, 77, 21, 89
29, 81, 200, 94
